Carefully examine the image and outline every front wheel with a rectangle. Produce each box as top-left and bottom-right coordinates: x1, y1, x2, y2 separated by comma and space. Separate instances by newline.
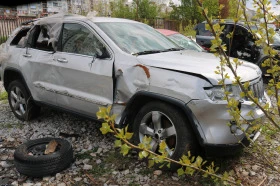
133, 101, 198, 168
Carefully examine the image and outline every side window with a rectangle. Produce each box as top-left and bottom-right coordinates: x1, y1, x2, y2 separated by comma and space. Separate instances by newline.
61, 23, 104, 56
10, 27, 31, 46
28, 25, 54, 51
35, 25, 54, 51
196, 23, 213, 36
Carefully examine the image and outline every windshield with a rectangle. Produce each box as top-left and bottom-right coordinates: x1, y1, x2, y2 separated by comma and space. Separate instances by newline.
168, 33, 204, 52
96, 22, 180, 54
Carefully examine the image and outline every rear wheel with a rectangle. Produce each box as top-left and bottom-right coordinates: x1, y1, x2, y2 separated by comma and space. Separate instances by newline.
8, 80, 40, 121
133, 101, 198, 169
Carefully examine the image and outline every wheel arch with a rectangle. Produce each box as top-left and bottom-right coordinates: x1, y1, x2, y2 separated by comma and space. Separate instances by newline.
3, 67, 31, 95
119, 91, 205, 146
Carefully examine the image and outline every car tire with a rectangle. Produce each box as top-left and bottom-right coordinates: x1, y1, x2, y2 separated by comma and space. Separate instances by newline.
14, 138, 74, 177
7, 80, 40, 121
133, 101, 198, 169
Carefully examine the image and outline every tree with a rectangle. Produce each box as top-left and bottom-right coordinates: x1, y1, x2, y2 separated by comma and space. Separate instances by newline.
169, 1, 181, 20
180, 0, 203, 22
228, 0, 239, 18
202, 0, 219, 18
170, 0, 219, 23
110, 0, 134, 19
219, 0, 229, 18
133, 0, 158, 19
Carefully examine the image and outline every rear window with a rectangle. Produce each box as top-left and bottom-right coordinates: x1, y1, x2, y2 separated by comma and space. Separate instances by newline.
195, 23, 213, 36
10, 27, 31, 46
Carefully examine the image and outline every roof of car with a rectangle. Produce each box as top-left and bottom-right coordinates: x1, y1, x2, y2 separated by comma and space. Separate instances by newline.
200, 19, 257, 27
35, 14, 140, 25
156, 29, 179, 36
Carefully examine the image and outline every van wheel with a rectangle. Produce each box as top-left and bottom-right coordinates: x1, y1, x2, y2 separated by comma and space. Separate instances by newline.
7, 80, 40, 121
133, 101, 198, 169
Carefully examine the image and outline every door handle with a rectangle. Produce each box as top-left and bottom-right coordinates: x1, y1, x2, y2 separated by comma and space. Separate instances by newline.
57, 58, 68, 63
23, 53, 32, 58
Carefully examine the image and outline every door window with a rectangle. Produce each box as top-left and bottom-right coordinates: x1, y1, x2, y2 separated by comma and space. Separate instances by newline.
28, 25, 54, 51
60, 23, 104, 56
229, 25, 256, 61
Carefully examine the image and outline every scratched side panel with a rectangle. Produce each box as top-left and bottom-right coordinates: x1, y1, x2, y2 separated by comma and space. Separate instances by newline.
20, 48, 57, 105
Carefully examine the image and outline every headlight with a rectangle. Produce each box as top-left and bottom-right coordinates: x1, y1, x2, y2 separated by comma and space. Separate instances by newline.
204, 85, 241, 101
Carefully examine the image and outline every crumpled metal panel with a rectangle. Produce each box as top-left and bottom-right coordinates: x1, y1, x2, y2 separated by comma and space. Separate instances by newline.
187, 91, 269, 144
115, 65, 150, 103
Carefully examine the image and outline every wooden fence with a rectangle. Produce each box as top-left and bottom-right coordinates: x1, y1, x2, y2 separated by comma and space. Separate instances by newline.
0, 17, 33, 44
136, 18, 189, 32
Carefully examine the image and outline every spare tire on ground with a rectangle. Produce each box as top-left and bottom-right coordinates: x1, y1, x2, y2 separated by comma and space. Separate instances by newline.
14, 137, 74, 177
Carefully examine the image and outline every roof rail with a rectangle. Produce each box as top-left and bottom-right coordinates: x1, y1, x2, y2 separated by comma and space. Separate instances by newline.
21, 19, 39, 25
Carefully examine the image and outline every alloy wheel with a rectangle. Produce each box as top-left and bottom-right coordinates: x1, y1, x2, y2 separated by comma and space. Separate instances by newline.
10, 86, 27, 116
139, 111, 177, 156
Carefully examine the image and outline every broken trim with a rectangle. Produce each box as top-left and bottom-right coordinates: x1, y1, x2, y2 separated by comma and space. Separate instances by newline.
149, 66, 213, 85
34, 83, 108, 106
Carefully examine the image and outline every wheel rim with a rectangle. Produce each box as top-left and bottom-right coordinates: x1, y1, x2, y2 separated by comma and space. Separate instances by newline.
10, 86, 26, 116
139, 111, 177, 157
27, 142, 60, 157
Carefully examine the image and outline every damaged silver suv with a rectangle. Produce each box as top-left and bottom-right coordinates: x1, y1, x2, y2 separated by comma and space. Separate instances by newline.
0, 14, 270, 158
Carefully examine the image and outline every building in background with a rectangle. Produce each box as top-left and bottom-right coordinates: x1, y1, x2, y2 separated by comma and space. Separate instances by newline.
46, 0, 68, 15
17, 0, 68, 17
17, 3, 41, 17
67, 0, 109, 16
0, 6, 17, 18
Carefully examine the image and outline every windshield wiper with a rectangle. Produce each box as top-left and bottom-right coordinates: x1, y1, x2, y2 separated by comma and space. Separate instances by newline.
132, 48, 184, 56
161, 47, 184, 52
132, 50, 162, 56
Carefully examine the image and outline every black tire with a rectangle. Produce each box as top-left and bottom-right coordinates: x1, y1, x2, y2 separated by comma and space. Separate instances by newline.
14, 138, 74, 177
133, 101, 198, 169
7, 80, 40, 121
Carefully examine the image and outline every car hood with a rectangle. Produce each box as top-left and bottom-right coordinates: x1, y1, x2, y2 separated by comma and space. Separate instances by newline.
136, 50, 261, 85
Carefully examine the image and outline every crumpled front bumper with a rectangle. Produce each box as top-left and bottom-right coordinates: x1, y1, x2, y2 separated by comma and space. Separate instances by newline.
187, 92, 270, 156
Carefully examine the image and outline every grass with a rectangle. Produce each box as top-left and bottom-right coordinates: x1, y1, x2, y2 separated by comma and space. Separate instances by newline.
0, 122, 23, 129
88, 162, 111, 177
75, 148, 98, 160
0, 36, 8, 45
138, 168, 153, 175
0, 91, 8, 101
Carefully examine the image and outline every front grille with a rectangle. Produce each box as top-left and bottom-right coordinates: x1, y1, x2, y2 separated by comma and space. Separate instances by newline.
249, 78, 264, 99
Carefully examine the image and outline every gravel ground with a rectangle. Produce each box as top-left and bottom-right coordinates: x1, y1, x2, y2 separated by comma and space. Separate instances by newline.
0, 82, 280, 186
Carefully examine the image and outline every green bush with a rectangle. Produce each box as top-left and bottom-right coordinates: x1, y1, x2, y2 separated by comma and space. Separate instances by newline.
0, 91, 8, 101
0, 36, 8, 45
179, 20, 197, 38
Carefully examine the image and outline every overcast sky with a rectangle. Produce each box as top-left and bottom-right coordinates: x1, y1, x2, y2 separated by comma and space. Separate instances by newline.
127, 0, 279, 15
169, 0, 280, 15
247, 0, 280, 15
